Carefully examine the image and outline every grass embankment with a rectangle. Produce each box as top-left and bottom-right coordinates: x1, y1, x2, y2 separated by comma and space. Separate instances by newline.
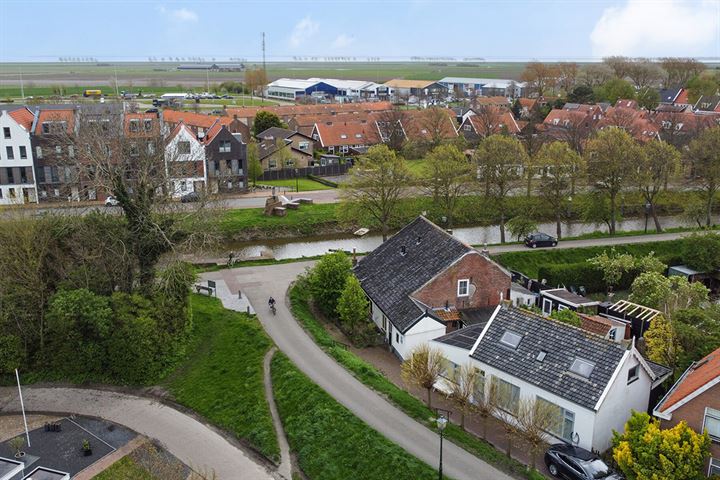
258, 178, 334, 191
494, 239, 685, 279
221, 202, 339, 237
93, 456, 155, 480
288, 284, 545, 480
271, 352, 445, 480
220, 190, 715, 240
162, 294, 279, 462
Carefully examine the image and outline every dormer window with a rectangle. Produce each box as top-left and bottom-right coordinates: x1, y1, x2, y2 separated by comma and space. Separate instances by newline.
457, 279, 469, 297
570, 357, 595, 378
499, 330, 522, 350
355, 133, 362, 138
340, 134, 348, 139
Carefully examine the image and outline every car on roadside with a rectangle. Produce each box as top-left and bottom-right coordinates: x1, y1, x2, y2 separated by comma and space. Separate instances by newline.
105, 195, 120, 207
545, 444, 622, 479
180, 191, 200, 203
524, 232, 557, 248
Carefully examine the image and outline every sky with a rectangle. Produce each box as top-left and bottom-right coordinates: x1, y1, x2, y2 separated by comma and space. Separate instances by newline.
1, 0, 719, 62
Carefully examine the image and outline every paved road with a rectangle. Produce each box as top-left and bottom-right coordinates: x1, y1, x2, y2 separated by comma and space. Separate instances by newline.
204, 264, 514, 480
0, 387, 275, 480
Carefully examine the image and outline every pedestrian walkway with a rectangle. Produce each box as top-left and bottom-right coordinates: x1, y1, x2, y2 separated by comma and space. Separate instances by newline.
263, 348, 292, 480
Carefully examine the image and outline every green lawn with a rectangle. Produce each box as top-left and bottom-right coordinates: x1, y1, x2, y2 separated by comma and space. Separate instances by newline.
271, 353, 445, 480
406, 159, 428, 177
258, 178, 334, 191
288, 282, 545, 480
221, 202, 338, 237
93, 456, 156, 480
162, 294, 279, 462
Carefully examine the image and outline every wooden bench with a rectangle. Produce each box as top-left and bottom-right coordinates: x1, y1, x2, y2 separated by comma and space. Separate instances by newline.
195, 284, 215, 296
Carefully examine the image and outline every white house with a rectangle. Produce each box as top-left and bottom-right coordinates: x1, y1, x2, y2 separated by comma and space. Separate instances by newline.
164, 122, 206, 197
430, 306, 672, 452
354, 216, 511, 360
0, 107, 38, 204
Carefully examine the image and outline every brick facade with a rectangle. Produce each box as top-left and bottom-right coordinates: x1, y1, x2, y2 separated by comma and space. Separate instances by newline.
413, 252, 511, 311
660, 383, 720, 477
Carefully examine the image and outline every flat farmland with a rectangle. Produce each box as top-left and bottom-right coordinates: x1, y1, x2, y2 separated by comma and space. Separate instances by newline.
0, 61, 534, 96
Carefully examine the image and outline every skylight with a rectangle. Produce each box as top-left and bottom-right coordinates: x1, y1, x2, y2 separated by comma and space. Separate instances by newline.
536, 351, 547, 362
570, 358, 595, 378
499, 331, 522, 350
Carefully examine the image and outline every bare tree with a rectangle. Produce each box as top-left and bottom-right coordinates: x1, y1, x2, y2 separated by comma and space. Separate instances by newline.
340, 144, 412, 241
473, 375, 497, 440
521, 62, 559, 97
557, 62, 579, 93
660, 57, 706, 87
418, 107, 454, 149
401, 343, 445, 408
444, 363, 479, 430
581, 63, 614, 88
515, 398, 557, 470
421, 144, 473, 228
491, 377, 521, 458
375, 108, 409, 151
686, 126, 720, 226
603, 56, 633, 79
467, 105, 506, 141
625, 59, 663, 89
638, 140, 681, 232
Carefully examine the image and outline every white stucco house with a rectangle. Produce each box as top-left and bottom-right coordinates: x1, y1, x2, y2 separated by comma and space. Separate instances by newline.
430, 306, 672, 452
0, 107, 38, 204
164, 122, 207, 197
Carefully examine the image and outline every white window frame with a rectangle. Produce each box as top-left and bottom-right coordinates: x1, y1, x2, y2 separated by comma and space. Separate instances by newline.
457, 279, 470, 297
704, 407, 720, 442
709, 457, 720, 477
627, 364, 639, 384
537, 396, 575, 442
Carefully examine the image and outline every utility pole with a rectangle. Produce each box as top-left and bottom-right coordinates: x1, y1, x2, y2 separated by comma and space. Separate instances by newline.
19, 67, 24, 100
113, 66, 119, 97
262, 32, 266, 100
15, 369, 30, 447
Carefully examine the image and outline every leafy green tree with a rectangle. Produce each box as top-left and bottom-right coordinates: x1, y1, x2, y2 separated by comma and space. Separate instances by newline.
421, 144, 473, 228
630, 272, 708, 316
534, 141, 585, 239
683, 195, 708, 228
252, 111, 286, 137
674, 307, 720, 372
45, 288, 113, 376
341, 145, 413, 241
336, 275, 372, 345
510, 98, 522, 118
636, 87, 660, 110
686, 126, 720, 226
613, 411, 710, 480
474, 135, 529, 243
506, 215, 538, 242
595, 78, 635, 104
686, 74, 720, 104
644, 314, 682, 371
588, 248, 637, 291
549, 308, 581, 326
638, 141, 680, 232
307, 251, 353, 317
681, 233, 720, 272
585, 128, 643, 234
246, 142, 263, 186
567, 84, 595, 104
0, 334, 22, 374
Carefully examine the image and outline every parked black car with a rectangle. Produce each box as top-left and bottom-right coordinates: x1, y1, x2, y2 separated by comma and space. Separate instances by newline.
525, 232, 558, 248
180, 192, 200, 203
545, 444, 622, 479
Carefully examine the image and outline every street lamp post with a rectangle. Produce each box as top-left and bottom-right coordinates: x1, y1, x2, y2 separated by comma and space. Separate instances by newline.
436, 409, 450, 480
294, 168, 299, 193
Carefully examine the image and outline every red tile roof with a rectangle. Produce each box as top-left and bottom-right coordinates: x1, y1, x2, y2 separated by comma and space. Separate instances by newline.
226, 102, 393, 120
402, 108, 458, 141
34, 108, 75, 134
203, 120, 223, 143
435, 308, 461, 322
598, 106, 659, 142
124, 112, 160, 137
162, 110, 235, 130
578, 314, 613, 337
656, 346, 720, 412
313, 120, 381, 147
466, 108, 520, 136
542, 108, 591, 128
518, 98, 537, 110
474, 96, 510, 107
8, 107, 35, 131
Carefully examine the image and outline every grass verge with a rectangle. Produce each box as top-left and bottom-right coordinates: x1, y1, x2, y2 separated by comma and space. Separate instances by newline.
162, 294, 279, 462
288, 283, 545, 480
271, 352, 445, 480
93, 456, 155, 480
258, 178, 334, 191
221, 202, 338, 236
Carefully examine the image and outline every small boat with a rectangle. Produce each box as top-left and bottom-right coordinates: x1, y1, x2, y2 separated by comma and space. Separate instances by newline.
353, 228, 370, 237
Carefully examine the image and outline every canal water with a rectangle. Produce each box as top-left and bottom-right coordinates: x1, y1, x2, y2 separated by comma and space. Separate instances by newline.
226, 215, 689, 261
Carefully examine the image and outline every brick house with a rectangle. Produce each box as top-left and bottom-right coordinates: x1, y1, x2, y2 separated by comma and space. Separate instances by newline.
256, 126, 314, 170
204, 121, 247, 194
654, 346, 720, 477
353, 216, 511, 359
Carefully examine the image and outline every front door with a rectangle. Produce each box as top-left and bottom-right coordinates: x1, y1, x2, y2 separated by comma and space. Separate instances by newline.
387, 322, 393, 345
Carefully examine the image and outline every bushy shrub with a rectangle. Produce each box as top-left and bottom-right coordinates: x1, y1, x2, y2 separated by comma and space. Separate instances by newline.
307, 251, 352, 317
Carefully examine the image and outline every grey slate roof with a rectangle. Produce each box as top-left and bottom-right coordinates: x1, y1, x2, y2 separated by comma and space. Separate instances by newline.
646, 359, 672, 381
470, 308, 627, 410
256, 126, 295, 141
354, 216, 473, 333
659, 87, 682, 104
434, 323, 486, 350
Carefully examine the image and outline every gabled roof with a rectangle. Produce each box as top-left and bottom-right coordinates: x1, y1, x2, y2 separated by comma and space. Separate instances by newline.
162, 109, 234, 130
518, 97, 537, 110
203, 119, 224, 143
694, 95, 720, 112
256, 126, 295, 141
434, 322, 487, 350
470, 307, 628, 410
312, 120, 381, 147
402, 108, 458, 141
34, 107, 76, 134
225, 102, 393, 121
542, 108, 592, 128
7, 107, 35, 131
384, 79, 441, 89
354, 216, 474, 333
165, 121, 199, 144
658, 87, 684, 104
655, 346, 720, 414
465, 109, 520, 136
473, 96, 510, 107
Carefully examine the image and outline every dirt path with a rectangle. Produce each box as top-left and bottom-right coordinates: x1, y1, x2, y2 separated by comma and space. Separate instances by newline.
263, 347, 292, 480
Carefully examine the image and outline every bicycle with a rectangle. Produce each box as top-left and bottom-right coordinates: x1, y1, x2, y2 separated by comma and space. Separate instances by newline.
270, 303, 276, 315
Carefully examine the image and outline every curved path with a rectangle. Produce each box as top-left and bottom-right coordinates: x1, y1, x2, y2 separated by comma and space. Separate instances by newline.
0, 387, 275, 480
204, 263, 514, 480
